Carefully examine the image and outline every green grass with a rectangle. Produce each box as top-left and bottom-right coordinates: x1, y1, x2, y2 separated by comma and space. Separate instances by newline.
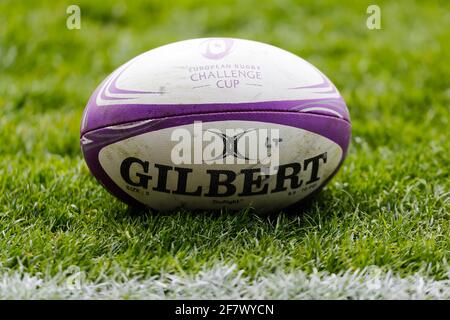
0, 0, 449, 287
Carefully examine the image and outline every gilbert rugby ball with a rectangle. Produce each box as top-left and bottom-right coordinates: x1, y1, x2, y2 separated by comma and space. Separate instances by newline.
80, 38, 351, 213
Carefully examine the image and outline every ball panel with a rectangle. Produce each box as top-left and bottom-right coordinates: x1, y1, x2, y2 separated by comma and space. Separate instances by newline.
81, 112, 350, 212
80, 38, 349, 136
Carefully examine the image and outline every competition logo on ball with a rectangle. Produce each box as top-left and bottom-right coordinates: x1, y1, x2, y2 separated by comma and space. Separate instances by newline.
199, 38, 234, 60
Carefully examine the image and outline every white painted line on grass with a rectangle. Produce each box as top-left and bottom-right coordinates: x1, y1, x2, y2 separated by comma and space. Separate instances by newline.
0, 265, 448, 299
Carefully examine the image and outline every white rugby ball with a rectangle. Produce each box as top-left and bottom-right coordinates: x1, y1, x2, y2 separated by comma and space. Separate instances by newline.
80, 38, 351, 213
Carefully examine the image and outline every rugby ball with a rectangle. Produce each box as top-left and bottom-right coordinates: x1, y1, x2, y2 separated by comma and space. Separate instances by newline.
80, 38, 351, 213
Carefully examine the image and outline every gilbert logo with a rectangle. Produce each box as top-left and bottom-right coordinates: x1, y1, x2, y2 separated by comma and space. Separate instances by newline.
170, 122, 281, 174
199, 38, 234, 60
206, 129, 271, 161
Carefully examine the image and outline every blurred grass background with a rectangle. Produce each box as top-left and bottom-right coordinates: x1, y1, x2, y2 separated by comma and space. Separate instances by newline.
0, 0, 449, 280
